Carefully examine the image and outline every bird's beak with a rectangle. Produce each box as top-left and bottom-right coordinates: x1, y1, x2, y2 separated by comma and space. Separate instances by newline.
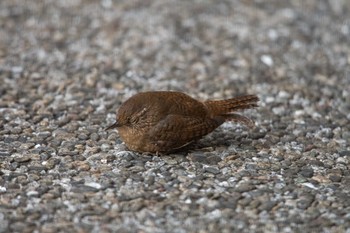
105, 121, 120, 131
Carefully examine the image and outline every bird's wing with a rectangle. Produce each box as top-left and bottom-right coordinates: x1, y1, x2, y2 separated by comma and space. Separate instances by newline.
147, 114, 221, 151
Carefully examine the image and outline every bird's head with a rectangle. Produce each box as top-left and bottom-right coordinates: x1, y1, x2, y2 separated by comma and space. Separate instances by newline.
106, 99, 148, 130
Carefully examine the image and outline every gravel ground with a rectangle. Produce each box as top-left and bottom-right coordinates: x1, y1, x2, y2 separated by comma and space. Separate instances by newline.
1, 0, 350, 232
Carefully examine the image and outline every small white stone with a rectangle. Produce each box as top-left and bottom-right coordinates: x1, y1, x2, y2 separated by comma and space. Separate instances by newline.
312, 112, 321, 119
184, 198, 192, 204
268, 29, 278, 40
85, 182, 102, 189
336, 157, 348, 164
272, 106, 285, 115
27, 191, 39, 196
261, 55, 274, 66
293, 118, 305, 124
294, 110, 304, 117
0, 186, 6, 193
265, 96, 275, 103
278, 91, 291, 99
11, 66, 23, 73
302, 183, 318, 190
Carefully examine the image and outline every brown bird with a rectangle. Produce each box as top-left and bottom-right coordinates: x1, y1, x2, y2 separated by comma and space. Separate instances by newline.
106, 91, 259, 153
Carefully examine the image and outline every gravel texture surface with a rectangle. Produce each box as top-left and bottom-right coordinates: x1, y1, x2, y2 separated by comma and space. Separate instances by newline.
1, 0, 350, 232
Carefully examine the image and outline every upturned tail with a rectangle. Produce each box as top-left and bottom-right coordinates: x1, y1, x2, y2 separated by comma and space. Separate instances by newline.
204, 95, 259, 128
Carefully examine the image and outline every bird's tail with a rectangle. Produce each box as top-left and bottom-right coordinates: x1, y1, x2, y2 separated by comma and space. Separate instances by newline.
204, 95, 259, 127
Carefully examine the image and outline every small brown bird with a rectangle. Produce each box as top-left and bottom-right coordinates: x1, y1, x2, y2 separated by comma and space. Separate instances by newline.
106, 91, 259, 153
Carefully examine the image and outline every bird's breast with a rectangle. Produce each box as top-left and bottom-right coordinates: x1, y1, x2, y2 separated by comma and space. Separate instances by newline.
117, 125, 151, 152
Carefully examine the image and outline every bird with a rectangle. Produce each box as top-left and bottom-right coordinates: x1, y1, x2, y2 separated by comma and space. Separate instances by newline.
106, 91, 259, 153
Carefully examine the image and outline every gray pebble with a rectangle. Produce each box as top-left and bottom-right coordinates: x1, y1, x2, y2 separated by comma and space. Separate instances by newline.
259, 201, 277, 212
71, 184, 99, 193
13, 156, 31, 163
90, 132, 99, 141
300, 167, 314, 178
204, 166, 220, 174
100, 143, 111, 152
235, 184, 256, 193
188, 152, 208, 163
339, 150, 350, 157
297, 197, 314, 210
329, 175, 342, 182
78, 133, 89, 140
37, 131, 51, 138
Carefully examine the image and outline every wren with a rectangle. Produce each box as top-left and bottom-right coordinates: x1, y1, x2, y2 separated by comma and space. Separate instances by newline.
106, 91, 259, 153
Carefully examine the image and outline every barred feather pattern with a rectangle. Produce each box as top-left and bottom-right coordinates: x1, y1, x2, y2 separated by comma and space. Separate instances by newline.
107, 91, 259, 153
204, 95, 259, 127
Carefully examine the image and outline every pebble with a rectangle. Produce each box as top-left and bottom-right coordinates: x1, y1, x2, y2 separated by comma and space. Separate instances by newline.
100, 143, 111, 152
339, 150, 350, 157
37, 131, 51, 138
13, 156, 31, 163
90, 133, 100, 141
188, 152, 208, 163
71, 184, 99, 193
235, 184, 256, 193
204, 166, 220, 175
259, 201, 277, 212
78, 133, 89, 140
0, 150, 10, 156
328, 175, 342, 182
300, 167, 314, 178
206, 155, 222, 165
297, 197, 314, 210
